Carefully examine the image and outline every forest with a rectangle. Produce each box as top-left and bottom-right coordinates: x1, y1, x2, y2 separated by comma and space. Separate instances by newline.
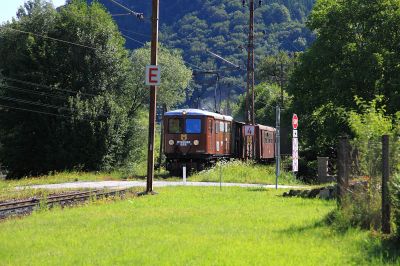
89, 0, 315, 109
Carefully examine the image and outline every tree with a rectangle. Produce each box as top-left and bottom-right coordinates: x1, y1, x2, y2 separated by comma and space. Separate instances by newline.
129, 45, 192, 109
288, 0, 400, 154
233, 82, 292, 124
256, 51, 297, 105
0, 0, 143, 178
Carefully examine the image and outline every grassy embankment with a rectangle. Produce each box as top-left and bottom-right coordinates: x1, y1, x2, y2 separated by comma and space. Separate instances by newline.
190, 160, 300, 185
0, 160, 300, 201
0, 186, 398, 265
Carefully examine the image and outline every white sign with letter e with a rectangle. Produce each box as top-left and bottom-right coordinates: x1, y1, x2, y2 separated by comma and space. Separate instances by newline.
145, 65, 161, 86
244, 125, 255, 136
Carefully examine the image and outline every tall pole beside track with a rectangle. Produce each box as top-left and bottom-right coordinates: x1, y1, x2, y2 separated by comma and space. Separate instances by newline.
146, 0, 159, 194
246, 0, 255, 125
244, 0, 255, 160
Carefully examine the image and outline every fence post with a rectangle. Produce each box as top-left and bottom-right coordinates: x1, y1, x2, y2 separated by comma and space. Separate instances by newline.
337, 137, 349, 207
382, 135, 391, 234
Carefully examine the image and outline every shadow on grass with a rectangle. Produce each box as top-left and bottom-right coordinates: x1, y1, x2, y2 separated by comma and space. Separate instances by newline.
324, 210, 400, 264
363, 236, 400, 264
277, 220, 326, 235
247, 187, 269, 192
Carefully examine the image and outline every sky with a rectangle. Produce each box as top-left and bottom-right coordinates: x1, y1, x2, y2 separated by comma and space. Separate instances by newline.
0, 0, 66, 24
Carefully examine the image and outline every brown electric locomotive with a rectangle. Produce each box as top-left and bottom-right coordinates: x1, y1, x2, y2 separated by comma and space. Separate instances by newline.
163, 109, 276, 175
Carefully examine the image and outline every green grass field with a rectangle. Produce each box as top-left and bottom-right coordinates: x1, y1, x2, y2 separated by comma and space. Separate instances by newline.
190, 160, 299, 185
0, 187, 398, 265
0, 161, 299, 201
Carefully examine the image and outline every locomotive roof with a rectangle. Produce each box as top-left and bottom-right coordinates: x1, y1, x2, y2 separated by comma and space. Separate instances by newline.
164, 109, 233, 121
257, 124, 276, 131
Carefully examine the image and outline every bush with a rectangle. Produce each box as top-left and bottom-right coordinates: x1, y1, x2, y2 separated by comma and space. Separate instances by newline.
392, 173, 400, 237
331, 96, 399, 232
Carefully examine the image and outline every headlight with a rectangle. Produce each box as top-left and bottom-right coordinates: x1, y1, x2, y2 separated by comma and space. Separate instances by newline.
193, 140, 199, 146
168, 140, 175, 145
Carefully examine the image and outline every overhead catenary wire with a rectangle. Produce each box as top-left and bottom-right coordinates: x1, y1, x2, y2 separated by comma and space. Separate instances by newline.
0, 103, 96, 122
0, 94, 111, 120
119, 28, 151, 38
1, 77, 99, 98
104, 0, 145, 20
0, 84, 114, 118
111, 13, 132, 17
1, 28, 98, 51
0, 95, 77, 112
0, 84, 68, 100
120, 33, 146, 45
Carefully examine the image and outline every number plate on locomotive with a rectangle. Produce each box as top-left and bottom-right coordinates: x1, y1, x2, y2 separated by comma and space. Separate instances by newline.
176, 140, 191, 146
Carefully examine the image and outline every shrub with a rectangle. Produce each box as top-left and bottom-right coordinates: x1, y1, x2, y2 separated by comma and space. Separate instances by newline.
392, 173, 400, 237
332, 96, 399, 232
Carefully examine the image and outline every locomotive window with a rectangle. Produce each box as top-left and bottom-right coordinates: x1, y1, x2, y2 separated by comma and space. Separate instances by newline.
208, 120, 213, 133
186, 119, 202, 134
220, 121, 225, 132
168, 118, 183, 134
226, 122, 231, 133
216, 121, 219, 133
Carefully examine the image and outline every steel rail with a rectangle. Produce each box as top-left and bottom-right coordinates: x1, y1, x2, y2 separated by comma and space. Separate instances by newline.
0, 189, 129, 217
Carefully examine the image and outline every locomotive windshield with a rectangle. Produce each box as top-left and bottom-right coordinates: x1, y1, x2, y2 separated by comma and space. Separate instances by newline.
168, 118, 201, 134
169, 118, 183, 133
186, 119, 201, 133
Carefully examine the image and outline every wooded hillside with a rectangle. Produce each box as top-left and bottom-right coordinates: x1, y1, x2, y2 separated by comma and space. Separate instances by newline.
89, 0, 315, 109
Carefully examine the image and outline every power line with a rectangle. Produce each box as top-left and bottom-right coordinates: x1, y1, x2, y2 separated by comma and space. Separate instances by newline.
1, 77, 99, 98
111, 13, 132, 17
0, 84, 67, 100
104, 0, 145, 20
0, 84, 113, 118
0, 95, 73, 111
0, 103, 95, 122
1, 28, 98, 51
120, 33, 146, 45
119, 28, 151, 38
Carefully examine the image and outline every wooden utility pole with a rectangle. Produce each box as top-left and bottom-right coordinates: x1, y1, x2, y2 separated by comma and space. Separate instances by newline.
246, 0, 255, 125
146, 0, 159, 194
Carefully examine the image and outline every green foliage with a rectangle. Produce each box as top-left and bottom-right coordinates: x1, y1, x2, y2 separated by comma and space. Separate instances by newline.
308, 103, 348, 154
0, 0, 144, 178
233, 82, 291, 125
348, 96, 393, 142
334, 181, 382, 232
288, 0, 400, 154
334, 96, 400, 233
256, 51, 296, 85
348, 96, 399, 177
129, 44, 193, 109
392, 173, 400, 237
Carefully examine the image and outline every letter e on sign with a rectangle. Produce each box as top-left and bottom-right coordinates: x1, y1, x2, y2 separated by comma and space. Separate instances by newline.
145, 65, 161, 86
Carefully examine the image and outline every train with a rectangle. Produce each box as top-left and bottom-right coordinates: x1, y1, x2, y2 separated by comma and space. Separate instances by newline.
163, 108, 276, 175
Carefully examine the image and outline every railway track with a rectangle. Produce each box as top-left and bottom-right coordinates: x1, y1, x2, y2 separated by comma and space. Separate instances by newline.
0, 189, 129, 219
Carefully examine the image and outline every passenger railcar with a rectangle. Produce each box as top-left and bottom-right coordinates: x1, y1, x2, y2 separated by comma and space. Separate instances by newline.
163, 108, 276, 174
